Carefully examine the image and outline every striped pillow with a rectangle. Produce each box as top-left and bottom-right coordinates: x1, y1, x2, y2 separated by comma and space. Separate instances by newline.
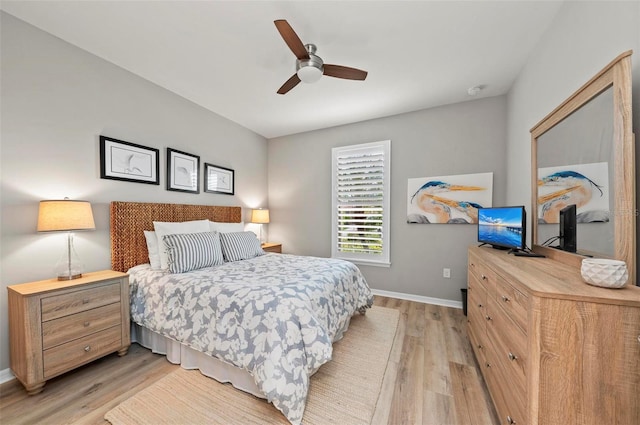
219, 231, 264, 262
163, 232, 224, 274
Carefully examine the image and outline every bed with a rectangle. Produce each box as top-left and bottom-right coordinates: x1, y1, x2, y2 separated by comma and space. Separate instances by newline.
110, 201, 374, 424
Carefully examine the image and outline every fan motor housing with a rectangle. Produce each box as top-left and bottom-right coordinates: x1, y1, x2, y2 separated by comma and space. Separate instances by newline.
296, 44, 324, 83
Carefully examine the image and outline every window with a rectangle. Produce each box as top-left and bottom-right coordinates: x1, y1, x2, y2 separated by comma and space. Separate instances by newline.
331, 140, 390, 266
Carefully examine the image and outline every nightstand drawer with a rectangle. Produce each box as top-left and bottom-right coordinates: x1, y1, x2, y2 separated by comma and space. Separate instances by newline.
41, 281, 121, 321
42, 303, 122, 349
43, 325, 122, 379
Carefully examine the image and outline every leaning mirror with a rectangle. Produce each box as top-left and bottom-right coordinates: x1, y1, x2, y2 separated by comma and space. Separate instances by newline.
530, 51, 635, 284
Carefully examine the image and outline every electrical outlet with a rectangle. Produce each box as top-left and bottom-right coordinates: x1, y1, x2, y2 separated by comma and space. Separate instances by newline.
443, 268, 451, 278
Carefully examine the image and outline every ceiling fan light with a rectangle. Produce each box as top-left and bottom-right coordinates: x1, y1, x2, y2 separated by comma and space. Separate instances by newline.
297, 65, 323, 83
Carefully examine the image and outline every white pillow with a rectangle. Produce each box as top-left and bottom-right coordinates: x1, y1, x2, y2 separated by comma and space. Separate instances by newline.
163, 232, 224, 274
153, 220, 211, 269
219, 231, 264, 262
143, 230, 161, 270
209, 221, 244, 233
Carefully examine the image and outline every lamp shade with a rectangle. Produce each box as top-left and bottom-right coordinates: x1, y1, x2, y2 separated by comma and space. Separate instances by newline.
251, 209, 270, 224
37, 200, 96, 232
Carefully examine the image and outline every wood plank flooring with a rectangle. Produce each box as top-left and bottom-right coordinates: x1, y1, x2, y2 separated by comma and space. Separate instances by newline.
0, 296, 499, 425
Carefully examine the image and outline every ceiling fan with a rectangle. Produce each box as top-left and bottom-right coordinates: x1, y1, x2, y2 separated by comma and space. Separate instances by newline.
274, 19, 368, 95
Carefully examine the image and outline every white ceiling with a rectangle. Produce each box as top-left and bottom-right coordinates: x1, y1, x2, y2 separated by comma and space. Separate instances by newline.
1, 1, 563, 139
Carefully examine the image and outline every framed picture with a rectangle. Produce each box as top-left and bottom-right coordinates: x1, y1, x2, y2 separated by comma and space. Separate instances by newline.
99, 136, 159, 185
167, 148, 200, 193
204, 163, 234, 195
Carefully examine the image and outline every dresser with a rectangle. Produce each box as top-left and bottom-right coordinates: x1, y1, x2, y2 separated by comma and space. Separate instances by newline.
8, 270, 130, 394
467, 246, 640, 425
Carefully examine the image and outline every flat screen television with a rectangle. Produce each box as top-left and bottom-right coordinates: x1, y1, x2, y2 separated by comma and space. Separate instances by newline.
477, 206, 526, 251
559, 204, 577, 252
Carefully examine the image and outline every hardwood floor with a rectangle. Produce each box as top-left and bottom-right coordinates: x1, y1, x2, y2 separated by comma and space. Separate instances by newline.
0, 296, 498, 425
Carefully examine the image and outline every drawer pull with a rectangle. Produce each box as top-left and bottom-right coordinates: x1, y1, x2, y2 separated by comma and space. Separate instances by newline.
485, 315, 492, 321
501, 295, 510, 302
82, 298, 90, 304
83, 321, 90, 327
478, 303, 483, 308
477, 344, 483, 349
84, 345, 91, 352
506, 415, 516, 424
508, 352, 518, 361
481, 274, 487, 280
485, 362, 491, 368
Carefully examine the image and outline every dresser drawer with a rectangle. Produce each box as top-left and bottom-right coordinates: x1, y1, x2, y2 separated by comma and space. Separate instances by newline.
467, 323, 488, 367
41, 281, 121, 321
43, 325, 122, 379
42, 303, 122, 350
484, 338, 527, 425
494, 276, 528, 333
468, 281, 488, 332
468, 253, 497, 295
486, 298, 527, 396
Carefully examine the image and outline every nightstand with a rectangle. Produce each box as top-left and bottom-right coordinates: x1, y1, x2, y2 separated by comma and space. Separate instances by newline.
8, 270, 130, 395
261, 242, 282, 253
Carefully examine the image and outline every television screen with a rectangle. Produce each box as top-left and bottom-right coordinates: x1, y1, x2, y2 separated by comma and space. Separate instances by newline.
477, 206, 526, 250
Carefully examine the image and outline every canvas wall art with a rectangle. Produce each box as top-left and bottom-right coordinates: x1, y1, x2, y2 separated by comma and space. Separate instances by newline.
537, 161, 609, 224
407, 172, 493, 224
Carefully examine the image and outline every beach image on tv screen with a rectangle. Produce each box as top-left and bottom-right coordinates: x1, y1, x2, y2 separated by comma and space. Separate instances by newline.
478, 208, 523, 247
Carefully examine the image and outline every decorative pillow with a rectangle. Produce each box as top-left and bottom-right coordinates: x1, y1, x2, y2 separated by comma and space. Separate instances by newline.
163, 232, 224, 274
143, 230, 161, 270
153, 220, 211, 269
219, 231, 264, 262
209, 221, 245, 233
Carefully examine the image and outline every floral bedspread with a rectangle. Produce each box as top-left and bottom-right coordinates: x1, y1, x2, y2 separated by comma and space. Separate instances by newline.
128, 253, 373, 424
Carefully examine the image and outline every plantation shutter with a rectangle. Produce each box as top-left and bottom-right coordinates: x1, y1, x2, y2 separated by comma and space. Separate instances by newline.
332, 140, 390, 266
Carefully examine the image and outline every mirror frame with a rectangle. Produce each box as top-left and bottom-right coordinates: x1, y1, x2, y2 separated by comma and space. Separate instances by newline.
530, 50, 635, 284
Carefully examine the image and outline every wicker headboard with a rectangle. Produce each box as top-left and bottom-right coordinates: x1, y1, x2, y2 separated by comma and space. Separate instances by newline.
110, 201, 242, 272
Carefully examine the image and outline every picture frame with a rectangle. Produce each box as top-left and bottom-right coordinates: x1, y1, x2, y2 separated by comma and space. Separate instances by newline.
99, 135, 159, 185
167, 148, 200, 193
204, 163, 234, 195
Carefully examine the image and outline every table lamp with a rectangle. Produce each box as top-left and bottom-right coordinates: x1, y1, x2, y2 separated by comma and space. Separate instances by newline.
251, 208, 270, 243
37, 198, 96, 280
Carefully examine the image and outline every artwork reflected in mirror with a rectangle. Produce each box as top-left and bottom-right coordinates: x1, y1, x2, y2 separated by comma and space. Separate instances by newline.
538, 162, 609, 224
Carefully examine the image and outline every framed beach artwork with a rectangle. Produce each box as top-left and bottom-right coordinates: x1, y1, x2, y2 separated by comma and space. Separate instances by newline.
204, 163, 234, 195
407, 172, 493, 224
537, 161, 609, 224
99, 136, 159, 185
167, 148, 200, 193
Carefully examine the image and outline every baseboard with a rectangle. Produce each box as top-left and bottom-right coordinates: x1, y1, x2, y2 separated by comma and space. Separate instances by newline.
0, 368, 15, 385
371, 288, 463, 309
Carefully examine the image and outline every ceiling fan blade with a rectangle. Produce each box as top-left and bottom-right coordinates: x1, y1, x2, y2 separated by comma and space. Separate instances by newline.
277, 74, 301, 95
274, 20, 309, 60
323, 64, 368, 81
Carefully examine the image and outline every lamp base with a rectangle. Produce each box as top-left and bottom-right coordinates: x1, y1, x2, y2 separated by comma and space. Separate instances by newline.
57, 273, 82, 281
55, 232, 84, 281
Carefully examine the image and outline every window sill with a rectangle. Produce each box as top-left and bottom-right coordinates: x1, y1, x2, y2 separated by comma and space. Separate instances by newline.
334, 257, 391, 268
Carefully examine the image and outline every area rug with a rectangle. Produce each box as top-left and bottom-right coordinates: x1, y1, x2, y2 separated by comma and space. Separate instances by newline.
105, 306, 399, 425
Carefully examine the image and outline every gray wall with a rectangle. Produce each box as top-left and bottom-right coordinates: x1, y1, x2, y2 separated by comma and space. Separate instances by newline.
0, 13, 268, 371
505, 1, 640, 280
268, 96, 507, 300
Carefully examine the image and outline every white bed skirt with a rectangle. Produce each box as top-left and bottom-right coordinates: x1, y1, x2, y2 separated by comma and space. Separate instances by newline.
131, 316, 353, 399
132, 323, 264, 397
